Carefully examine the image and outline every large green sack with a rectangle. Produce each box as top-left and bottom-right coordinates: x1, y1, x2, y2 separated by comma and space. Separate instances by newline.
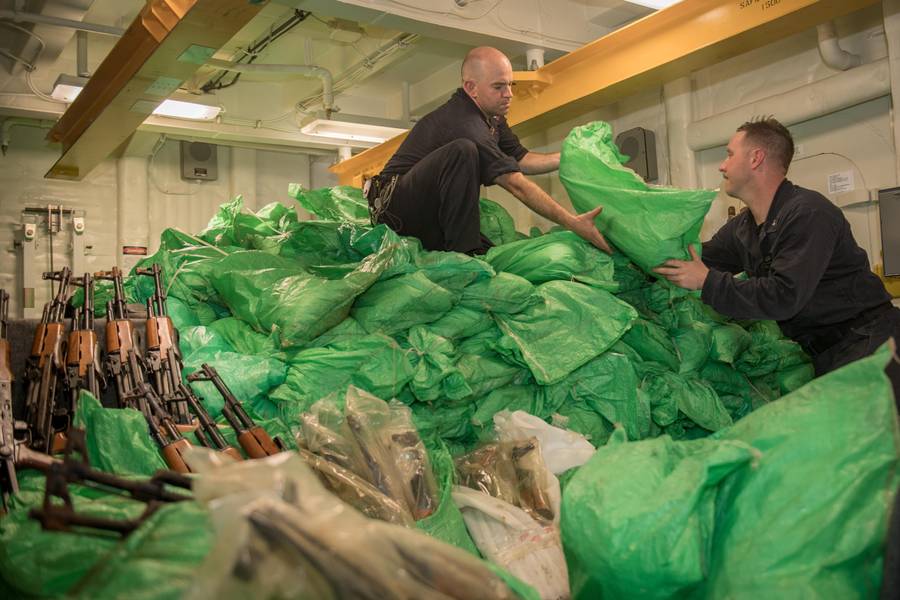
562, 345, 899, 599
403, 326, 472, 401
544, 350, 650, 441
289, 183, 370, 224
351, 271, 457, 334
70, 502, 213, 600
271, 334, 415, 422
73, 392, 166, 476
0, 472, 145, 597
480, 197, 520, 245
130, 228, 228, 310
208, 246, 390, 347
485, 230, 615, 288
559, 121, 716, 274
459, 272, 537, 314
5, 399, 208, 596
494, 280, 638, 385
415, 441, 481, 556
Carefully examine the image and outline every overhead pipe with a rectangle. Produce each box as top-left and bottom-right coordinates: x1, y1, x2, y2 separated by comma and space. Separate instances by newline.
0, 9, 124, 37
204, 58, 335, 117
687, 58, 890, 152
0, 117, 54, 155
663, 77, 698, 189
76, 31, 90, 78
884, 0, 900, 182
816, 21, 861, 70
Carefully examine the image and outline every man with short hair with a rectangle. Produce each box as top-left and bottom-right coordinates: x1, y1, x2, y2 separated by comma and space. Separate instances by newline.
367, 46, 611, 255
654, 117, 900, 389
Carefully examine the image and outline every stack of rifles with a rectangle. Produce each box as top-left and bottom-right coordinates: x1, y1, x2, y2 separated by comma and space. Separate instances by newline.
0, 264, 283, 535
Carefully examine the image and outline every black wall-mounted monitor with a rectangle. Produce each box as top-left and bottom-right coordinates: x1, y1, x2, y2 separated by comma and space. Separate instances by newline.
880, 186, 900, 277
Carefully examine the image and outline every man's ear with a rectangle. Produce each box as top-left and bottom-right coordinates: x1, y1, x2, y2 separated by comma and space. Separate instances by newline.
462, 79, 477, 97
750, 147, 766, 170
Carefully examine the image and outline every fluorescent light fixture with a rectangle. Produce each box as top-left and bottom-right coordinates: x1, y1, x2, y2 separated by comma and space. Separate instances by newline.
50, 74, 221, 121
152, 99, 221, 121
624, 0, 681, 9
300, 113, 408, 144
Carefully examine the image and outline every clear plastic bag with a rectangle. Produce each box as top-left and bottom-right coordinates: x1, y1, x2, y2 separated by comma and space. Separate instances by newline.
343, 386, 411, 509
383, 400, 440, 520
299, 399, 367, 475
454, 486, 569, 600
187, 449, 519, 600
455, 438, 556, 525
455, 442, 521, 509
298, 447, 414, 526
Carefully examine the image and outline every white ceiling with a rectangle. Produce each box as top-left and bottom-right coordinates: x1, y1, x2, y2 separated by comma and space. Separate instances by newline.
0, 0, 657, 153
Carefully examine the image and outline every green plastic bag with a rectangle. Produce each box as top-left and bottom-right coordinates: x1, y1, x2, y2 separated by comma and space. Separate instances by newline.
559, 121, 716, 274
547, 350, 650, 441
289, 183, 370, 224
415, 441, 480, 556
426, 305, 495, 340
403, 326, 472, 402
485, 230, 616, 288
351, 271, 457, 334
562, 345, 899, 599
130, 228, 229, 310
70, 502, 213, 600
0, 472, 145, 597
272, 334, 415, 422
622, 318, 680, 372
73, 392, 166, 476
459, 272, 537, 314
494, 280, 638, 385
480, 197, 520, 245
209, 247, 389, 347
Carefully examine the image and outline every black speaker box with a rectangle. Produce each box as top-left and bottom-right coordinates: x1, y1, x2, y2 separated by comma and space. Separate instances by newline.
615, 127, 658, 183
180, 141, 218, 181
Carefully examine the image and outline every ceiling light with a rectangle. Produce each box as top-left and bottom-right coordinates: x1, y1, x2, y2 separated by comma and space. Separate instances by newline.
300, 113, 408, 144
624, 0, 682, 9
152, 99, 221, 121
50, 74, 89, 102
50, 74, 221, 121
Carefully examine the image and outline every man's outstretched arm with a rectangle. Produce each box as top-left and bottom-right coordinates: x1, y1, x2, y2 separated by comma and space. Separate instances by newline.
495, 170, 611, 253
518, 151, 559, 175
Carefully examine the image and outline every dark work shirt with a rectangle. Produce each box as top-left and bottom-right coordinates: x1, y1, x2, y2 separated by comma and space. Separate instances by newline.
701, 179, 890, 344
381, 88, 528, 185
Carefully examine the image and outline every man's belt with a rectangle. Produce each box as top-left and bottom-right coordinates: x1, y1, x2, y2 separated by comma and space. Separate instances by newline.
364, 174, 399, 226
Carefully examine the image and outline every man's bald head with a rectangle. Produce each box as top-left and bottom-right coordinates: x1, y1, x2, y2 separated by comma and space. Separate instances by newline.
461, 47, 512, 83
461, 47, 514, 118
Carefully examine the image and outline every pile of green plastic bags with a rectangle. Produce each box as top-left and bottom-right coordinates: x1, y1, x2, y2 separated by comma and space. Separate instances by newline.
5, 120, 894, 599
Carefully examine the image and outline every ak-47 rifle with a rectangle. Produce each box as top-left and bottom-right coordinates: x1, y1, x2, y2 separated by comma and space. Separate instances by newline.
96, 268, 147, 411
124, 383, 194, 474
63, 273, 105, 407
187, 363, 284, 458
1, 289, 24, 511
136, 264, 191, 425
179, 382, 244, 462
27, 429, 191, 537
24, 268, 71, 454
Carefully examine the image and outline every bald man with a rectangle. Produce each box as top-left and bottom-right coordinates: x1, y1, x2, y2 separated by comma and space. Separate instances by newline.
366, 46, 610, 255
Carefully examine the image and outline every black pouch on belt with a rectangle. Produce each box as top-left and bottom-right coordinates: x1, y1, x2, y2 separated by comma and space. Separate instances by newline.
364, 174, 399, 226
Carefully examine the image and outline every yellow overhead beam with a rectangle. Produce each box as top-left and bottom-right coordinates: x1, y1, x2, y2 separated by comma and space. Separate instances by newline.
45, 0, 267, 181
331, 0, 878, 186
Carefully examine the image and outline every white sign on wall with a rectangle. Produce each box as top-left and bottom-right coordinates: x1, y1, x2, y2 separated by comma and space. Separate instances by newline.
827, 170, 855, 195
